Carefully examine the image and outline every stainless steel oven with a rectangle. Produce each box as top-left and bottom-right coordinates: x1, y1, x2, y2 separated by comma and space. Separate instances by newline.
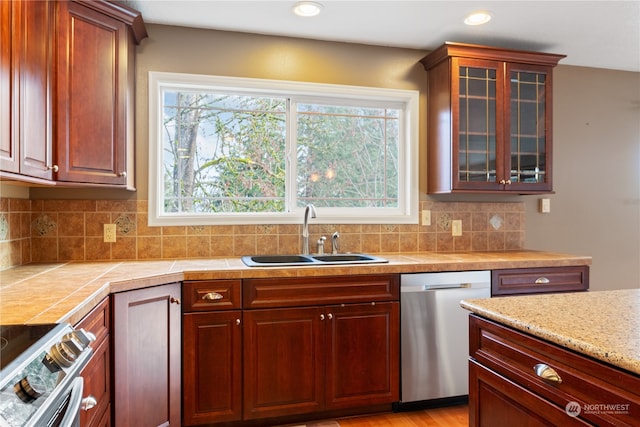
0, 323, 94, 427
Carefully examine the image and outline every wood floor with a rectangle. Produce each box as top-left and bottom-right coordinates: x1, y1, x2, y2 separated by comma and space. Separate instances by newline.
336, 405, 468, 427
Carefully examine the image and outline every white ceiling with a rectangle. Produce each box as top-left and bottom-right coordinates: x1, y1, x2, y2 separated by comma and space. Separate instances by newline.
125, 0, 640, 72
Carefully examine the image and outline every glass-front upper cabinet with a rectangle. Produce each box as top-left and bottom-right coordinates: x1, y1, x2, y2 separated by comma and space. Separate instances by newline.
422, 43, 565, 194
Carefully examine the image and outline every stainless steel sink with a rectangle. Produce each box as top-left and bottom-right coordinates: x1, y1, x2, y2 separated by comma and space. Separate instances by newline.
241, 253, 388, 267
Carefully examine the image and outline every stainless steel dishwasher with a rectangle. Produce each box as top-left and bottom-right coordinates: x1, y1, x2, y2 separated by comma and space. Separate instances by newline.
398, 270, 491, 406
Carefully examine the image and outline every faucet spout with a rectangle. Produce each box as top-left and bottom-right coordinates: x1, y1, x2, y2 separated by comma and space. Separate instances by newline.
302, 204, 317, 255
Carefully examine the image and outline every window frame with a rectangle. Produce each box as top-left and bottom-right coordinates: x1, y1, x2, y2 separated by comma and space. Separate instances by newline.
148, 71, 419, 226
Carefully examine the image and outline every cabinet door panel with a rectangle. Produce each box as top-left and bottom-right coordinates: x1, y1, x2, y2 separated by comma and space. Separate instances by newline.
504, 63, 553, 192
113, 283, 181, 426
326, 302, 399, 409
243, 307, 324, 419
452, 57, 505, 192
56, 1, 127, 184
0, 1, 13, 171
183, 311, 242, 425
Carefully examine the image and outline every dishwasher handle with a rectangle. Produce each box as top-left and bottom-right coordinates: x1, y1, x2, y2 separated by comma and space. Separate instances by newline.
401, 282, 488, 292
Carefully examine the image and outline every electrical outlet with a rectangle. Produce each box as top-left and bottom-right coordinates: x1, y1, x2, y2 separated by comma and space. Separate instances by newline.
421, 210, 431, 226
451, 220, 462, 236
104, 224, 117, 242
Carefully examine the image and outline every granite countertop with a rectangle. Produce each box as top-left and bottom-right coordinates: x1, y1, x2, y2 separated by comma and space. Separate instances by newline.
461, 289, 640, 376
0, 250, 590, 326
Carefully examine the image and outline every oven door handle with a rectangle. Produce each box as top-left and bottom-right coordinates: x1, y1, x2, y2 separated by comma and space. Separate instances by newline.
58, 377, 84, 427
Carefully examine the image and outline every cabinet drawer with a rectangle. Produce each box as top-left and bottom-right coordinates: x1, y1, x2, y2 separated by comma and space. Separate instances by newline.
243, 274, 399, 309
183, 280, 241, 312
75, 297, 110, 345
79, 335, 110, 427
492, 266, 589, 296
470, 315, 640, 426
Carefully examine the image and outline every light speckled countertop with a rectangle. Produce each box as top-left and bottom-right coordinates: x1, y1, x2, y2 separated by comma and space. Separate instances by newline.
461, 289, 640, 375
0, 249, 590, 324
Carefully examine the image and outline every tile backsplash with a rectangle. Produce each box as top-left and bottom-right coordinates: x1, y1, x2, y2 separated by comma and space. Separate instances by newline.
0, 198, 524, 270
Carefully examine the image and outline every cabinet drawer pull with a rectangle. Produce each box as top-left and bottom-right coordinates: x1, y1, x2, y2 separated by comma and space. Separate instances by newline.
535, 277, 550, 284
202, 292, 224, 300
81, 395, 97, 411
534, 363, 562, 384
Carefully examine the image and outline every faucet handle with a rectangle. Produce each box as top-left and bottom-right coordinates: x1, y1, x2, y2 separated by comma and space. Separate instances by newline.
317, 236, 326, 255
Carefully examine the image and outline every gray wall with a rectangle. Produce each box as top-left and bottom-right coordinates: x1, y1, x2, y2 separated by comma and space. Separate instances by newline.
525, 66, 640, 290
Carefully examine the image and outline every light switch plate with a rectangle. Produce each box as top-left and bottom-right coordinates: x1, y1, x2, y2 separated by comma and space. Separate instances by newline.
540, 198, 551, 213
421, 210, 431, 226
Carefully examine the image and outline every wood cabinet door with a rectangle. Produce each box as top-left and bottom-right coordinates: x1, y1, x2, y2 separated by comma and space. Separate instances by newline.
243, 307, 324, 420
183, 311, 242, 425
325, 302, 399, 409
112, 283, 181, 427
0, 0, 53, 178
451, 57, 506, 192
0, 0, 13, 172
55, 1, 128, 185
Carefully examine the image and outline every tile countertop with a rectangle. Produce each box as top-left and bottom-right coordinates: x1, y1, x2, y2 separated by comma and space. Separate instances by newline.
0, 250, 590, 327
460, 289, 640, 376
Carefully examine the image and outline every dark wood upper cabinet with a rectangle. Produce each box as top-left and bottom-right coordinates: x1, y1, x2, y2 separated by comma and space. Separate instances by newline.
0, 0, 147, 189
421, 42, 565, 194
0, 1, 54, 179
55, 0, 146, 188
0, 1, 9, 171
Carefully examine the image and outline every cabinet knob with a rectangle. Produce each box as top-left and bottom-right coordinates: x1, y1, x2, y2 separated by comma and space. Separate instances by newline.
327, 313, 333, 320
81, 395, 97, 411
320, 314, 325, 320
202, 292, 223, 300
535, 277, 550, 284
236, 319, 241, 326
170, 297, 181, 305
118, 171, 127, 177
45, 165, 59, 172
499, 179, 512, 185
533, 363, 562, 384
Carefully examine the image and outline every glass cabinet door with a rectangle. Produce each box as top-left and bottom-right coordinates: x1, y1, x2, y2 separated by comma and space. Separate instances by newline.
505, 63, 552, 191
453, 58, 504, 190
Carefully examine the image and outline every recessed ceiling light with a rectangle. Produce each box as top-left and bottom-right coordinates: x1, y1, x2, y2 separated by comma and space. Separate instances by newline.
293, 1, 323, 17
464, 11, 492, 26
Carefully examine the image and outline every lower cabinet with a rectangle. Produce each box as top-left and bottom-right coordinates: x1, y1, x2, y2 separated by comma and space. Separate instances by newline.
182, 274, 400, 426
182, 280, 243, 425
112, 283, 182, 427
75, 297, 110, 427
469, 314, 640, 426
243, 301, 399, 420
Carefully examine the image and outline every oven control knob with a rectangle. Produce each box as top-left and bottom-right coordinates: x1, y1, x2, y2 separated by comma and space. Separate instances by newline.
64, 328, 95, 351
14, 376, 45, 403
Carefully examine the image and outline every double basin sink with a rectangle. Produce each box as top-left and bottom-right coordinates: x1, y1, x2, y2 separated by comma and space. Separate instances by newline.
242, 253, 388, 267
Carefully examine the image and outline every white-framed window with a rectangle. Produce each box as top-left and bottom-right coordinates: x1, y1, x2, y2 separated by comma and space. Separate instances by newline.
148, 72, 419, 225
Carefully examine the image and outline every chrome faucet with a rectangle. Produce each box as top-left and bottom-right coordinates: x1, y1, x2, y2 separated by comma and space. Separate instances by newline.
302, 203, 317, 255
331, 232, 340, 254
